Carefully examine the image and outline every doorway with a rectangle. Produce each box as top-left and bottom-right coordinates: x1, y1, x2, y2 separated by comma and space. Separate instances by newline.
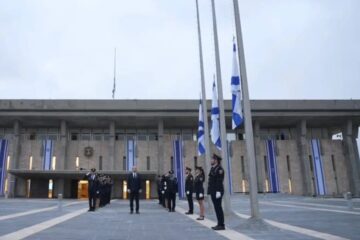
77, 180, 88, 199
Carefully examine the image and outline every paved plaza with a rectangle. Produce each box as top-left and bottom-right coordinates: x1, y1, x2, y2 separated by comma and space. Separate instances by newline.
0, 194, 359, 240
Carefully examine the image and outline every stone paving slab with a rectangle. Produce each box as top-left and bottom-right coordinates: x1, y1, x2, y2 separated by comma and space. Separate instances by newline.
0, 194, 359, 240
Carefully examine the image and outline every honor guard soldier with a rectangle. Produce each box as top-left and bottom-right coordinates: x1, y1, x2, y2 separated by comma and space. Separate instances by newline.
166, 170, 178, 212
208, 154, 225, 230
185, 167, 194, 214
160, 174, 167, 208
84, 168, 99, 212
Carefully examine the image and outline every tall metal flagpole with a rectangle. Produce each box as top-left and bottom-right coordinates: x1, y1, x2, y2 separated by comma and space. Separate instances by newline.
210, 0, 232, 214
232, 0, 260, 219
112, 48, 116, 99
195, 0, 211, 190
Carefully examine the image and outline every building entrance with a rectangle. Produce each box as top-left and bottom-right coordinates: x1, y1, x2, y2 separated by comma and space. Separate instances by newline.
77, 180, 88, 199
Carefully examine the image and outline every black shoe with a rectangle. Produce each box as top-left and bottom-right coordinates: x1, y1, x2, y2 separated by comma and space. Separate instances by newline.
212, 225, 225, 231
136, 211, 140, 214
130, 211, 133, 214
196, 216, 204, 220
185, 211, 193, 215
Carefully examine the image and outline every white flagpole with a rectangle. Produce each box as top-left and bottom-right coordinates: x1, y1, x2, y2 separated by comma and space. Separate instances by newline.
112, 48, 116, 99
195, 0, 211, 181
232, 0, 260, 219
210, 0, 232, 214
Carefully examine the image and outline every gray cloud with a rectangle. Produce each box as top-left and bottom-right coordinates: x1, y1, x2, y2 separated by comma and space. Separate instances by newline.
0, 0, 359, 100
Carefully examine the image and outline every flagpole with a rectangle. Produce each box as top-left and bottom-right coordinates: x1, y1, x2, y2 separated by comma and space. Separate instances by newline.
210, 0, 232, 214
112, 48, 116, 99
195, 0, 211, 190
232, 0, 260, 219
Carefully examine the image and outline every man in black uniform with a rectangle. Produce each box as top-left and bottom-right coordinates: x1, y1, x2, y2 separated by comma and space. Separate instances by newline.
156, 175, 162, 205
166, 170, 177, 212
208, 154, 225, 230
185, 167, 194, 214
127, 166, 142, 214
84, 168, 99, 212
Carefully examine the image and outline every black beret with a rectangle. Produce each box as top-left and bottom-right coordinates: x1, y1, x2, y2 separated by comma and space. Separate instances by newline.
212, 153, 222, 161
91, 168, 96, 172
195, 166, 203, 171
185, 167, 192, 171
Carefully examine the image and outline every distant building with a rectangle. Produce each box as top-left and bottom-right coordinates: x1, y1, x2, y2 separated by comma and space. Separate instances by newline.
0, 99, 359, 199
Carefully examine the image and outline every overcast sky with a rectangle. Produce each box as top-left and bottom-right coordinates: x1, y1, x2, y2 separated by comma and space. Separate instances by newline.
0, 0, 360, 100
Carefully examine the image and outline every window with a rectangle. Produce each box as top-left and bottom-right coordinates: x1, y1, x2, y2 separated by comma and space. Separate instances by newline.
93, 133, 103, 141
241, 156, 245, 174
104, 133, 110, 141
138, 135, 147, 141
182, 134, 193, 141
29, 133, 36, 140
123, 156, 126, 170
47, 134, 58, 140
264, 156, 268, 175
194, 156, 198, 169
149, 134, 158, 141
146, 156, 150, 170
170, 156, 174, 171
71, 133, 78, 141
309, 155, 313, 172
286, 155, 291, 177
81, 133, 91, 141
116, 133, 125, 141
99, 156, 103, 170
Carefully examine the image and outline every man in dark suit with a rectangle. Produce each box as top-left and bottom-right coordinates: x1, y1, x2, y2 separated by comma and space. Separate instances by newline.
127, 166, 142, 214
84, 168, 99, 212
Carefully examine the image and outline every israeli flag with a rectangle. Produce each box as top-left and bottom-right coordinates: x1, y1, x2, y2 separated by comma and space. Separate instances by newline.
197, 99, 206, 155
211, 80, 221, 150
231, 41, 244, 129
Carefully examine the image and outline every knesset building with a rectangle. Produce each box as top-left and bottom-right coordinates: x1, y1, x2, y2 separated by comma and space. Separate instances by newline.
0, 99, 359, 199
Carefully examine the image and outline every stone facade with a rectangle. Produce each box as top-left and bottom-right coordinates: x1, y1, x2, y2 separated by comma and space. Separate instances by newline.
0, 99, 359, 199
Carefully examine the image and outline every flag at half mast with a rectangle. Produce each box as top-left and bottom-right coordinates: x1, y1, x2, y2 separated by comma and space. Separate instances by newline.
211, 80, 221, 150
231, 40, 244, 129
197, 98, 206, 155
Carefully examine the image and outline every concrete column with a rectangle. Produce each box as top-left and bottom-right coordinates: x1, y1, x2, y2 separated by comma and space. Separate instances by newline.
8, 120, 20, 197
56, 120, 67, 196
157, 119, 164, 175
297, 119, 312, 195
109, 121, 115, 170
254, 121, 264, 192
343, 120, 360, 197
59, 120, 67, 170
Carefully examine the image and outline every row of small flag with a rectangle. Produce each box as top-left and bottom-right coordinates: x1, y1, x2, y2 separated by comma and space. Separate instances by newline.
198, 41, 243, 156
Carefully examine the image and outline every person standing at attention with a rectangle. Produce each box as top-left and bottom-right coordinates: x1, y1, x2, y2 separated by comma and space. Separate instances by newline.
127, 166, 142, 214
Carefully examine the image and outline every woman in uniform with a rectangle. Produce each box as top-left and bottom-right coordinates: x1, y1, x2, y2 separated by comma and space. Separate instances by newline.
194, 166, 205, 220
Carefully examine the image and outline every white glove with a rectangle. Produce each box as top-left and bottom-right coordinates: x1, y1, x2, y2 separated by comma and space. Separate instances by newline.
161, 191, 164, 194
164, 187, 167, 190
199, 193, 203, 198
96, 191, 99, 194
186, 191, 190, 195
127, 189, 131, 193
139, 189, 142, 193
216, 191, 221, 199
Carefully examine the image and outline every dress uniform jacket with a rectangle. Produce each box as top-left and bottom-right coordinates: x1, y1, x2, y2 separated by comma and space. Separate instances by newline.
207, 165, 224, 195
185, 174, 194, 194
